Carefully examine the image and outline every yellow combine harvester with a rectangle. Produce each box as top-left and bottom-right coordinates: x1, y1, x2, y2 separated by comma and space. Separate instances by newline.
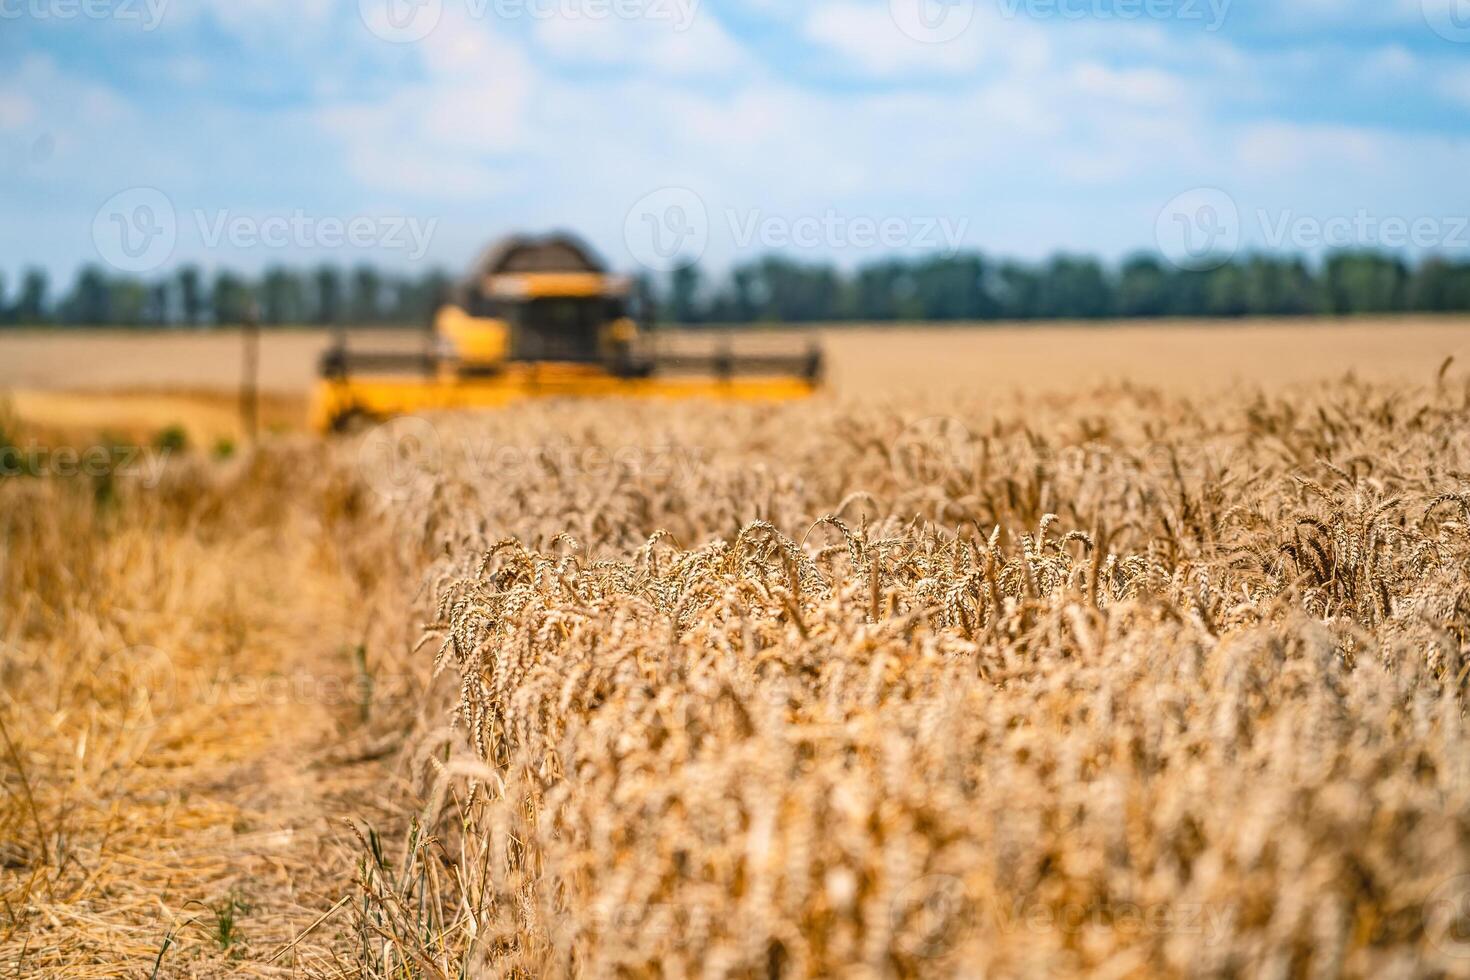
312, 234, 823, 431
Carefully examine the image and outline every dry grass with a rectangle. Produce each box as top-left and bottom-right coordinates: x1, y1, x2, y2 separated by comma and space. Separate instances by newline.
5, 344, 1470, 977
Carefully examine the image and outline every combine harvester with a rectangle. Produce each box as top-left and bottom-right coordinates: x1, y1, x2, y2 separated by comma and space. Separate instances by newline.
312, 234, 824, 431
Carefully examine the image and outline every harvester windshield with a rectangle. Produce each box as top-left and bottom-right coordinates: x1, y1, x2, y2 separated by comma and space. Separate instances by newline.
513, 297, 611, 363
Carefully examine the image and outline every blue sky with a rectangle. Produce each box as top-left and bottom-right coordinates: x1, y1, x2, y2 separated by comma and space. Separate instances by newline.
2, 0, 1468, 282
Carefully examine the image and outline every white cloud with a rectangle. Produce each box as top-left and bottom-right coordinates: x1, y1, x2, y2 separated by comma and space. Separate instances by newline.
802, 1, 991, 77
531, 8, 747, 75
1069, 64, 1185, 108
1363, 44, 1417, 79
170, 0, 338, 37
164, 56, 211, 87
1234, 122, 1395, 177
0, 55, 136, 140
1261, 0, 1423, 27
0, 92, 37, 131
317, 14, 536, 197
1439, 66, 1470, 110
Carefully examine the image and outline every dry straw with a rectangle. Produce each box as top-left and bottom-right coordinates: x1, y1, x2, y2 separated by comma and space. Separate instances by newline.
351, 382, 1470, 977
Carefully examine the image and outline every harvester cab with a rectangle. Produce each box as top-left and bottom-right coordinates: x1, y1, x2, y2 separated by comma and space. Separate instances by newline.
314, 233, 823, 431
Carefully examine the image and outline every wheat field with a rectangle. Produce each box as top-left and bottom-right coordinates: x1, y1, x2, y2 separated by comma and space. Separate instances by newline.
5, 327, 1470, 977
2, 317, 1469, 438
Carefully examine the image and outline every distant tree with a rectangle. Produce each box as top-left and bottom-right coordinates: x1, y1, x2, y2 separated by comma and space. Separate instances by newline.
65, 266, 111, 325
386, 268, 451, 326
15, 268, 50, 324
849, 261, 910, 321
1037, 255, 1111, 319
177, 265, 204, 326
108, 277, 150, 325
912, 254, 998, 320
1409, 258, 1470, 313
1238, 256, 1319, 316
669, 264, 703, 325
1410, 258, 1454, 313
729, 264, 759, 322
1204, 264, 1250, 317
1116, 255, 1169, 317
260, 266, 306, 325
632, 273, 661, 328
314, 265, 343, 325
423, 268, 453, 308
994, 262, 1043, 320
1163, 268, 1211, 317
706, 264, 764, 323
751, 257, 842, 323
145, 281, 171, 325
212, 270, 253, 325
1278, 257, 1321, 315
1324, 252, 1408, 314
350, 265, 383, 324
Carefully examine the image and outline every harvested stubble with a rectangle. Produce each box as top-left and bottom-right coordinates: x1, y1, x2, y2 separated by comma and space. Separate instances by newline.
0, 436, 424, 977
344, 380, 1470, 978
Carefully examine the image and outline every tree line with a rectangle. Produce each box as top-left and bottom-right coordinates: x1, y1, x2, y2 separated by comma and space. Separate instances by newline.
0, 264, 453, 328
3, 251, 1469, 328
663, 252, 1470, 323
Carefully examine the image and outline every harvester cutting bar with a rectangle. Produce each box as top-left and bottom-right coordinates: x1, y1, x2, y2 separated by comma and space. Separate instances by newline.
319, 347, 437, 379
652, 347, 823, 382
320, 339, 824, 383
